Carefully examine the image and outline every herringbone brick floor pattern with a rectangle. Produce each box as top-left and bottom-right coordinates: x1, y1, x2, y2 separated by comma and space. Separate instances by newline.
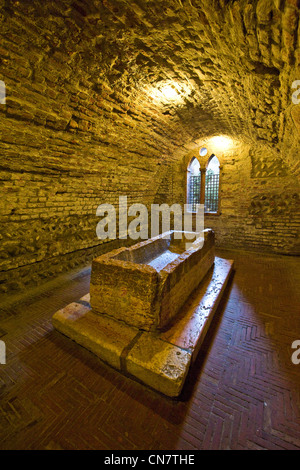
0, 250, 299, 450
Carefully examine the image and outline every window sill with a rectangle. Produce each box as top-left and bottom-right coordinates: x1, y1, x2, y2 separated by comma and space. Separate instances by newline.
205, 211, 221, 216
187, 211, 221, 216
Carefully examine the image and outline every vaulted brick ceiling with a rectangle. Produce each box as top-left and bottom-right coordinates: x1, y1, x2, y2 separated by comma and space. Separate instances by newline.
1, 0, 300, 174
1, 0, 299, 293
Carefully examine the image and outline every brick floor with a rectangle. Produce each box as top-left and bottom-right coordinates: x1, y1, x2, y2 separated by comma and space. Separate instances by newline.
0, 250, 299, 450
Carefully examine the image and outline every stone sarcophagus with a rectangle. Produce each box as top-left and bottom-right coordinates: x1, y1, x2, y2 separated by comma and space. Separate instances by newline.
90, 229, 215, 331
53, 227, 234, 397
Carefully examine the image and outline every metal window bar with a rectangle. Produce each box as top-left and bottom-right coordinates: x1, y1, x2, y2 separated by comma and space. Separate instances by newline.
205, 172, 219, 213
188, 175, 201, 212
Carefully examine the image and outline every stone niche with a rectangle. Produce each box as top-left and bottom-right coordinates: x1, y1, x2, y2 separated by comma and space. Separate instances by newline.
53, 229, 234, 397
90, 229, 215, 331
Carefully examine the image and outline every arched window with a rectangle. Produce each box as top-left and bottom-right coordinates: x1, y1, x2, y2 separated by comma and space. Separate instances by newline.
187, 157, 200, 212
205, 155, 220, 213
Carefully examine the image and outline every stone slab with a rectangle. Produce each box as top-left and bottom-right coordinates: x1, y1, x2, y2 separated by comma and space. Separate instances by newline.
159, 257, 234, 361
52, 258, 233, 397
125, 333, 192, 397
52, 294, 138, 371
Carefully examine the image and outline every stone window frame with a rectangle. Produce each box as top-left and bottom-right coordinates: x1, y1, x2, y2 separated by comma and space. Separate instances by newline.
186, 154, 221, 216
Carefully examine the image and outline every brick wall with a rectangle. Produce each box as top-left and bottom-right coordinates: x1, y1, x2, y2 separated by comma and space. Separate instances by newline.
0, 4, 188, 294
0, 1, 300, 295
173, 141, 300, 255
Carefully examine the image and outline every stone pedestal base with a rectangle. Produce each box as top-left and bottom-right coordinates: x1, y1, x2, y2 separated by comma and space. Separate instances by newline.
52, 257, 234, 397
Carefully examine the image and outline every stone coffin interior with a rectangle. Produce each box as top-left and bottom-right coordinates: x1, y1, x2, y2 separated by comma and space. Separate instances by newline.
90, 229, 215, 331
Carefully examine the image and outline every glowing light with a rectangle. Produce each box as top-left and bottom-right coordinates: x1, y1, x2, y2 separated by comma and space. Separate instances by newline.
147, 80, 191, 105
161, 84, 180, 100
209, 136, 233, 152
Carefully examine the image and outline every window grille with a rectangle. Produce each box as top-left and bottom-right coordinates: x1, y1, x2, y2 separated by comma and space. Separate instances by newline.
205, 170, 219, 213
188, 175, 201, 212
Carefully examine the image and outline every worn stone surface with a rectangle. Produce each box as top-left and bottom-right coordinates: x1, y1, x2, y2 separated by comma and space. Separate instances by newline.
157, 242, 215, 329
90, 230, 214, 331
160, 257, 234, 359
53, 296, 193, 398
125, 333, 192, 398
52, 293, 138, 370
0, 0, 299, 293
52, 256, 232, 397
91, 247, 159, 331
